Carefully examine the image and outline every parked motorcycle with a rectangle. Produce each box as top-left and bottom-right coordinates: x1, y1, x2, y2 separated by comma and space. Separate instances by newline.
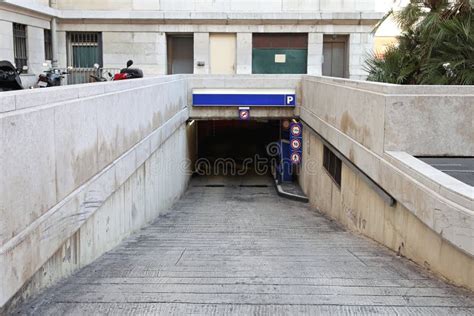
90, 63, 113, 82
37, 65, 68, 88
90, 60, 143, 83
114, 60, 143, 80
0, 60, 25, 91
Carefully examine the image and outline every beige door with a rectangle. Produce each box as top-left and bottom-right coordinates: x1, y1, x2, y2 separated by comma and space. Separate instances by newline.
210, 33, 236, 74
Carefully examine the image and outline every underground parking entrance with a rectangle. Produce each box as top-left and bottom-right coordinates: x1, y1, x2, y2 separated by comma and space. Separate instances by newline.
189, 119, 309, 201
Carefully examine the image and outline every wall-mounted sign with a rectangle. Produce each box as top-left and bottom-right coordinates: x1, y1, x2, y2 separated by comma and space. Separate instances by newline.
290, 122, 303, 165
193, 89, 296, 107
275, 54, 287, 63
239, 107, 250, 120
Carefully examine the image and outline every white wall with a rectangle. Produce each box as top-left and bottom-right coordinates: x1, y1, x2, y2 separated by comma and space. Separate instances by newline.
26, 26, 45, 74
0, 20, 14, 61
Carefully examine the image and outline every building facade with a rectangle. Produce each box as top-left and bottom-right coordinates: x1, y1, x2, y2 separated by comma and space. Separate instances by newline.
0, 0, 391, 80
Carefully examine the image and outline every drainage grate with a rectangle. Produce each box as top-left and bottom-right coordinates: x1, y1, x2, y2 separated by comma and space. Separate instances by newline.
239, 185, 269, 188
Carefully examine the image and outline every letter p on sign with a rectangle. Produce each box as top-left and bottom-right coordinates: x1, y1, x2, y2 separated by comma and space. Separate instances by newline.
286, 95, 295, 106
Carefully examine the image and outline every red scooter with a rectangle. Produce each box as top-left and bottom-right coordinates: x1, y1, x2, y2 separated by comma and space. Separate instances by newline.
91, 60, 143, 82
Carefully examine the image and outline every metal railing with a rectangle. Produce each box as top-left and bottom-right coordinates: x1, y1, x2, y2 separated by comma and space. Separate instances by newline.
64, 67, 121, 85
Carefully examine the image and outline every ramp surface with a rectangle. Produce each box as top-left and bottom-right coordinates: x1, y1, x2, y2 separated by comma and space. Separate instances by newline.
17, 176, 474, 315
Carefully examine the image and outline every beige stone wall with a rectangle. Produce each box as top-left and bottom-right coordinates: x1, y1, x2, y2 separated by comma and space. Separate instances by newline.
299, 130, 473, 290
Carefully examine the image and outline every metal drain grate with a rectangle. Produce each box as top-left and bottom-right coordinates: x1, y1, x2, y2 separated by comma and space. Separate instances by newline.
239, 185, 269, 188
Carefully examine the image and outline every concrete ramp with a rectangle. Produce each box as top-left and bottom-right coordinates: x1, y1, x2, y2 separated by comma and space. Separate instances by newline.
15, 177, 474, 315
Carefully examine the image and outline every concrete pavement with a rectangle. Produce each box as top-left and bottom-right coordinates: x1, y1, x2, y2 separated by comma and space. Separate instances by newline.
15, 176, 474, 315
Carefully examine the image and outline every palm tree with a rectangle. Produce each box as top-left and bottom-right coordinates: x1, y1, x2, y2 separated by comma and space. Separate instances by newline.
365, 0, 473, 85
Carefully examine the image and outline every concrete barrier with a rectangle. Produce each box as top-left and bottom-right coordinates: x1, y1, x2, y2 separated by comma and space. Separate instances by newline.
0, 76, 193, 310
299, 76, 473, 290
0, 75, 472, 311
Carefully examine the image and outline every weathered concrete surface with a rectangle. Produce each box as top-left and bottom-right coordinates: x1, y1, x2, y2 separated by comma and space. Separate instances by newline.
0, 76, 189, 309
300, 76, 474, 262
14, 176, 474, 315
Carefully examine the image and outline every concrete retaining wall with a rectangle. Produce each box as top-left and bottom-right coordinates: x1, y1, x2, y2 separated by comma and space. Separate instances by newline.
0, 76, 192, 309
302, 76, 474, 156
299, 132, 473, 290
299, 76, 474, 289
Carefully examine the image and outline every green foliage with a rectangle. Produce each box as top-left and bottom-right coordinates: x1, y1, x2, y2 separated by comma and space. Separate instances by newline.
366, 0, 473, 85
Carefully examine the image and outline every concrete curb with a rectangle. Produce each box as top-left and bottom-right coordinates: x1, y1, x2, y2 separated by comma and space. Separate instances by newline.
272, 176, 309, 203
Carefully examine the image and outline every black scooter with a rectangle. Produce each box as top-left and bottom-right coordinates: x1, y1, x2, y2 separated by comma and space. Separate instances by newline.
37, 66, 67, 88
113, 60, 144, 81
90, 60, 144, 82
0, 60, 24, 91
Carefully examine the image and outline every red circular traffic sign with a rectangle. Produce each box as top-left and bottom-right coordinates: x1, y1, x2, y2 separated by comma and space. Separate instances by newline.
291, 152, 302, 164
290, 124, 302, 136
291, 139, 302, 150
239, 110, 250, 120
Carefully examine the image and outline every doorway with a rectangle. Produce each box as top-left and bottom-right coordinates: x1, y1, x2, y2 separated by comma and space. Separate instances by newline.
322, 35, 349, 78
210, 33, 236, 74
167, 35, 194, 74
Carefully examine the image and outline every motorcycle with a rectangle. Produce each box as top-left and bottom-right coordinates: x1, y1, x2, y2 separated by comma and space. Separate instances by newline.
90, 60, 143, 83
115, 60, 143, 80
37, 65, 68, 88
90, 63, 113, 82
0, 60, 25, 91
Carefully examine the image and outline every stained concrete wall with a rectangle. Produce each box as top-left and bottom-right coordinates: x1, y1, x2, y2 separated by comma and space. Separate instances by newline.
302, 76, 474, 156
0, 76, 192, 309
299, 132, 473, 290
300, 76, 474, 290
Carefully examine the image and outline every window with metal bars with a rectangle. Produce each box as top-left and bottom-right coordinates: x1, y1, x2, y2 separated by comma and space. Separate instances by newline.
13, 23, 28, 71
44, 29, 53, 61
323, 145, 342, 187
67, 32, 102, 68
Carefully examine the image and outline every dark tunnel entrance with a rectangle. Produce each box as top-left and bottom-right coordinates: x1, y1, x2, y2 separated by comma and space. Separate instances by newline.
194, 120, 282, 179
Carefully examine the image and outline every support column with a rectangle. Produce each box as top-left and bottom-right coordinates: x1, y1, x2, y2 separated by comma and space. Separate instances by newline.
349, 32, 374, 80
0, 21, 14, 62
193, 33, 209, 74
26, 26, 45, 74
51, 17, 59, 68
156, 32, 167, 75
307, 33, 323, 76
236, 32, 252, 74
57, 31, 67, 68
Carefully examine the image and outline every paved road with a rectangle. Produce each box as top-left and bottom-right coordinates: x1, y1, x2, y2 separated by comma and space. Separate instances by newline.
16, 176, 474, 315
419, 157, 474, 186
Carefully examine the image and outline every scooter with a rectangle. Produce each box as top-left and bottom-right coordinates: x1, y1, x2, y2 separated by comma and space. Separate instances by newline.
114, 60, 143, 80
90, 63, 113, 82
0, 60, 25, 91
37, 64, 68, 88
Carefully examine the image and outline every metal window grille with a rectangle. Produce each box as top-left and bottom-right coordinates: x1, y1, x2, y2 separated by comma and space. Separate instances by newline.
323, 145, 342, 186
67, 32, 102, 68
44, 29, 53, 61
13, 23, 28, 71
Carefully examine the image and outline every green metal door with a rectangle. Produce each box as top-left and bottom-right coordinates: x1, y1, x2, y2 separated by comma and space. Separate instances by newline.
252, 48, 308, 74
